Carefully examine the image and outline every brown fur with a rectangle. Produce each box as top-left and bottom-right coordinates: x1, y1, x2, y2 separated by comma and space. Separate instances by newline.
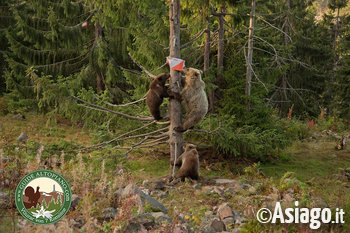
146, 73, 170, 120
174, 68, 208, 132
174, 144, 199, 180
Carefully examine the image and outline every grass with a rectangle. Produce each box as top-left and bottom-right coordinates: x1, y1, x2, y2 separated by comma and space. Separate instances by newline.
1, 112, 350, 232
261, 138, 350, 231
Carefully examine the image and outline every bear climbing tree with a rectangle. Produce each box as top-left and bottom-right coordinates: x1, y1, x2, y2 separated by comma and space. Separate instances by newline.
168, 0, 184, 164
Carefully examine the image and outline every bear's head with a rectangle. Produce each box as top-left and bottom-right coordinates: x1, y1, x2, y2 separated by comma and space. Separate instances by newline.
185, 143, 196, 152
155, 73, 170, 84
183, 68, 203, 87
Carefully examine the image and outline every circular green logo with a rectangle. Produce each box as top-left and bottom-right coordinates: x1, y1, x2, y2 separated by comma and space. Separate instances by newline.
15, 170, 71, 225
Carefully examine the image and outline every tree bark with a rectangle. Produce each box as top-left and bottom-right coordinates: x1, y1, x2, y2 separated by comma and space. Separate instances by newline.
279, 0, 290, 117
245, 0, 255, 111
331, 7, 340, 82
169, 0, 183, 164
204, 0, 214, 113
217, 6, 225, 89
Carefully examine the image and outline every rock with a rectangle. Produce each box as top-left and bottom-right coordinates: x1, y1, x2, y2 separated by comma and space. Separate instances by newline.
224, 187, 236, 195
282, 193, 294, 207
71, 216, 85, 228
201, 226, 216, 233
268, 193, 279, 201
148, 181, 166, 191
205, 211, 214, 216
213, 186, 224, 196
141, 192, 167, 213
0, 192, 9, 208
70, 194, 80, 210
248, 186, 256, 194
150, 212, 171, 224
193, 184, 201, 190
114, 188, 123, 199
310, 198, 328, 208
150, 190, 168, 199
17, 132, 28, 144
11, 113, 25, 120
101, 207, 117, 220
232, 228, 241, 233
121, 184, 141, 197
217, 203, 234, 220
132, 213, 155, 229
234, 213, 246, 224
203, 186, 214, 194
214, 179, 238, 184
222, 216, 235, 226
142, 180, 150, 187
210, 219, 226, 232
124, 222, 147, 233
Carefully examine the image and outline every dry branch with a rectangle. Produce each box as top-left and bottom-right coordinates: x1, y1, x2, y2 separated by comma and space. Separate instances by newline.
71, 95, 154, 121
104, 95, 147, 108
128, 52, 156, 79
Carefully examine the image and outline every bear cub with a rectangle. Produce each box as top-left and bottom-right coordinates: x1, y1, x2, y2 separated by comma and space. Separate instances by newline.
146, 73, 170, 121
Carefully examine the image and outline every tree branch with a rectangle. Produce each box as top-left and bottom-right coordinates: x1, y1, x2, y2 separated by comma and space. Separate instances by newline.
71, 95, 154, 121
128, 52, 156, 79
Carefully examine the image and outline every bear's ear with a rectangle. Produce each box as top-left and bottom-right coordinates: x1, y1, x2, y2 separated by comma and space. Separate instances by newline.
199, 69, 203, 75
182, 68, 189, 74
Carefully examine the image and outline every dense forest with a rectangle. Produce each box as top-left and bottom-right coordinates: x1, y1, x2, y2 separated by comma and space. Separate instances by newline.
0, 0, 349, 232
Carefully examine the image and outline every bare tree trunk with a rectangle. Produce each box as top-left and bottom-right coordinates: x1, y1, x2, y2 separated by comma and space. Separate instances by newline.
279, 0, 290, 117
204, 0, 214, 113
245, 0, 255, 111
95, 23, 105, 94
331, 7, 340, 82
169, 0, 183, 165
217, 6, 225, 89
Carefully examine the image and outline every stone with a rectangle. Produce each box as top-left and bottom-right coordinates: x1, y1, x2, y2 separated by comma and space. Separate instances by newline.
72, 216, 85, 228
213, 186, 224, 196
101, 207, 117, 220
193, 184, 201, 190
142, 180, 150, 187
222, 216, 235, 226
132, 213, 155, 229
248, 186, 256, 194
124, 222, 146, 233
217, 203, 234, 220
70, 194, 80, 210
141, 192, 167, 213
210, 219, 226, 232
121, 184, 141, 197
310, 198, 328, 208
214, 179, 238, 184
224, 187, 236, 195
151, 212, 171, 224
148, 181, 166, 191
232, 228, 241, 233
11, 113, 25, 120
205, 211, 214, 216
17, 132, 28, 143
203, 186, 214, 194
0, 192, 9, 208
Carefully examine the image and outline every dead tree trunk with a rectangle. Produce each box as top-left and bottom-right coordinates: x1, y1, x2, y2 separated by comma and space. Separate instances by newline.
245, 0, 255, 111
331, 7, 340, 82
95, 23, 105, 94
169, 0, 183, 165
279, 0, 290, 117
204, 0, 214, 112
217, 6, 225, 88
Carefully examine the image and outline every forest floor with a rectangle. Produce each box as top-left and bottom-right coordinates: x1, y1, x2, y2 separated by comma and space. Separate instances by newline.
0, 113, 349, 233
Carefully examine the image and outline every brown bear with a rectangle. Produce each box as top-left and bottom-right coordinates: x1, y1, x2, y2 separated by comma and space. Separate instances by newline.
174, 68, 208, 132
174, 144, 199, 180
146, 73, 170, 120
